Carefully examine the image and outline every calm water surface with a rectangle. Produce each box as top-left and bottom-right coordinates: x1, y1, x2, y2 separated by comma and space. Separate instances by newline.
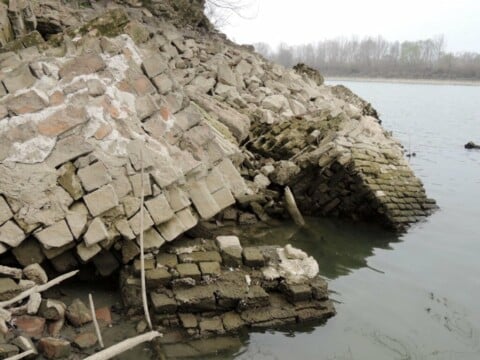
219, 81, 480, 360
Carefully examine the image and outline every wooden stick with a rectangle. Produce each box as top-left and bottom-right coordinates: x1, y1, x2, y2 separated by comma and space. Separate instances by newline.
83, 331, 161, 360
139, 148, 152, 330
89, 293, 105, 349
284, 186, 306, 227
4, 350, 36, 360
0, 265, 23, 279
0, 270, 79, 309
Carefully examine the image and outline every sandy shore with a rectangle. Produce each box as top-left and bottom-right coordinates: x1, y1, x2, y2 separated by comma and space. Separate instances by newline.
326, 76, 480, 86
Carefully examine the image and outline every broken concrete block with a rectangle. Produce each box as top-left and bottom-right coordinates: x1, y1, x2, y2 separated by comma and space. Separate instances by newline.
176, 207, 198, 231
0, 220, 26, 247
166, 186, 191, 212
129, 173, 152, 198
206, 167, 225, 193
122, 196, 140, 218
38, 337, 71, 359
37, 106, 88, 137
176, 263, 201, 281
142, 54, 168, 78
115, 219, 135, 240
217, 158, 248, 198
66, 212, 87, 240
76, 243, 101, 263
150, 293, 177, 314
145, 268, 171, 287
145, 194, 175, 225
242, 247, 265, 268
138, 228, 165, 251
35, 220, 73, 248
58, 54, 106, 80
199, 261, 221, 276
212, 187, 236, 210
156, 214, 185, 242
83, 185, 119, 217
57, 163, 84, 201
84, 218, 109, 247
77, 162, 112, 192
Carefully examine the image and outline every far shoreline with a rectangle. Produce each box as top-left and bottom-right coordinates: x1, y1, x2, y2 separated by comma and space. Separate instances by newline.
326, 76, 480, 86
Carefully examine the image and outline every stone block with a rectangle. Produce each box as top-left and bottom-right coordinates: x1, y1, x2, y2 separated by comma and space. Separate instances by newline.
176, 263, 201, 281
42, 242, 75, 260
23, 263, 48, 285
145, 194, 174, 225
6, 89, 48, 115
37, 106, 88, 137
165, 187, 190, 212
221, 247, 243, 267
242, 247, 265, 268
174, 284, 217, 312
14, 315, 45, 338
73, 332, 97, 349
59, 54, 106, 79
156, 214, 185, 242
66, 299, 92, 327
57, 162, 84, 201
206, 167, 225, 193
83, 185, 119, 217
188, 179, 220, 220
212, 187, 236, 210
35, 220, 72, 249
179, 251, 222, 264
121, 240, 140, 264
2, 64, 36, 93
199, 317, 224, 334
115, 219, 135, 240
222, 311, 245, 332
135, 95, 157, 121
216, 235, 242, 251
0, 344, 18, 358
0, 277, 21, 301
146, 268, 172, 288
129, 173, 153, 198
156, 253, 178, 268
50, 251, 78, 273
199, 261, 221, 277
178, 313, 197, 329
217, 158, 248, 198
0, 220, 26, 247
12, 238, 45, 266
76, 243, 101, 263
66, 212, 87, 240
122, 196, 140, 218
240, 285, 270, 310
280, 283, 312, 303
77, 162, 112, 192
133, 258, 156, 273
111, 173, 132, 199
150, 293, 177, 314
176, 207, 198, 231
84, 218, 108, 246
142, 54, 168, 78
128, 207, 154, 236
138, 228, 165, 251
45, 135, 93, 168
152, 73, 173, 94
217, 63, 237, 87
92, 250, 119, 277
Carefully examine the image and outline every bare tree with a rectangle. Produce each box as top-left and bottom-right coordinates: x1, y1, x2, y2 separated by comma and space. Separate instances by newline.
205, 0, 256, 28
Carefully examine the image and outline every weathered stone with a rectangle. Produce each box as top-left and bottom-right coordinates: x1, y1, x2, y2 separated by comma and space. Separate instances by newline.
2, 64, 36, 93
179, 251, 222, 264
11, 336, 36, 354
176, 263, 201, 281
73, 332, 97, 349
217, 63, 237, 87
45, 135, 93, 168
178, 313, 197, 329
77, 162, 112, 192
59, 54, 106, 79
128, 207, 154, 235
115, 219, 136, 241
0, 197, 13, 226
157, 214, 185, 242
222, 311, 245, 331
0, 277, 21, 301
199, 261, 221, 276
145, 194, 174, 225
23, 263, 48, 285
145, 268, 172, 288
152, 73, 173, 94
129, 173, 153, 198
84, 218, 109, 246
92, 250, 120, 276
0, 220, 26, 247
176, 207, 198, 232
142, 54, 169, 78
14, 316, 45, 338
76, 242, 102, 263
151, 292, 177, 314
188, 179, 220, 219
37, 106, 88, 137
133, 258, 156, 273
121, 239, 140, 264
38, 300, 66, 321
38, 337, 71, 359
83, 185, 119, 217
262, 94, 290, 112
166, 187, 191, 212
199, 317, 224, 334
212, 187, 236, 210
238, 213, 258, 225
242, 247, 265, 268
34, 220, 73, 248
140, 228, 166, 250
0, 344, 19, 358
216, 235, 242, 251
58, 163, 84, 200
156, 253, 178, 268
217, 159, 249, 198
174, 284, 217, 312
5, 89, 48, 115
66, 212, 87, 240
27, 292, 42, 315
66, 299, 92, 327
95, 307, 112, 326
12, 238, 45, 266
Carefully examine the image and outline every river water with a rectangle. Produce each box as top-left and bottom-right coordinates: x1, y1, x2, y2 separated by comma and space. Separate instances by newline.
215, 80, 480, 360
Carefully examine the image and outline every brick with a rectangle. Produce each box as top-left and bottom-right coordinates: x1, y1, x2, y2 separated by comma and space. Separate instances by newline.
128, 207, 154, 235
176, 263, 201, 281
34, 220, 72, 248
150, 293, 177, 314
242, 247, 265, 268
145, 194, 174, 225
199, 261, 221, 276
84, 218, 109, 246
179, 251, 222, 264
77, 162, 112, 192
145, 268, 172, 287
156, 253, 178, 268
129, 173, 153, 198
188, 179, 220, 219
138, 228, 165, 251
0, 220, 26, 247
156, 214, 185, 242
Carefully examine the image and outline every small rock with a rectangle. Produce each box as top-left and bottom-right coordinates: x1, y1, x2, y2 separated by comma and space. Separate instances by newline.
95, 307, 112, 326
73, 332, 97, 349
14, 315, 45, 338
242, 247, 265, 268
66, 299, 92, 327
38, 300, 66, 321
176, 263, 201, 281
150, 293, 177, 314
465, 141, 480, 149
0, 344, 19, 358
178, 313, 197, 329
23, 263, 48, 285
38, 338, 71, 359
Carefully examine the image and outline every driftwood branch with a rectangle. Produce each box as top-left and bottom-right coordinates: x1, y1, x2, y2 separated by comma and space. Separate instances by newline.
139, 148, 153, 330
4, 350, 36, 360
0, 265, 22, 279
284, 186, 306, 227
83, 331, 161, 360
0, 270, 79, 309
89, 293, 104, 349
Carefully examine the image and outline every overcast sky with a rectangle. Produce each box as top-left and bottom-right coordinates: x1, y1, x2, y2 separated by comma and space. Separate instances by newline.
218, 0, 480, 53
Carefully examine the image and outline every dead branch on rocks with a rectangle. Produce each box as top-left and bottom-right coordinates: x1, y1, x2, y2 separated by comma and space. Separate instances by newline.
83, 331, 161, 360
284, 186, 306, 227
89, 293, 105, 349
4, 349, 36, 360
0, 270, 79, 309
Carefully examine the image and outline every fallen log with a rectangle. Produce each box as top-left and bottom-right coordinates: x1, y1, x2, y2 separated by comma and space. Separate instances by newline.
83, 331, 162, 360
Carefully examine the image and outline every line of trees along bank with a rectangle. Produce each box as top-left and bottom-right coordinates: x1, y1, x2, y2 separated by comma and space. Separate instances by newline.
254, 36, 480, 80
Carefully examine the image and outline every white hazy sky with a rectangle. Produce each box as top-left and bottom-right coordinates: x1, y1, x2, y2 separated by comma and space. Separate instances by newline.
219, 0, 480, 53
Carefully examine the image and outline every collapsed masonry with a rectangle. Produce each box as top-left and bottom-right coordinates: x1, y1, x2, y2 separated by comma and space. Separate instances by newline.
0, 3, 436, 274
